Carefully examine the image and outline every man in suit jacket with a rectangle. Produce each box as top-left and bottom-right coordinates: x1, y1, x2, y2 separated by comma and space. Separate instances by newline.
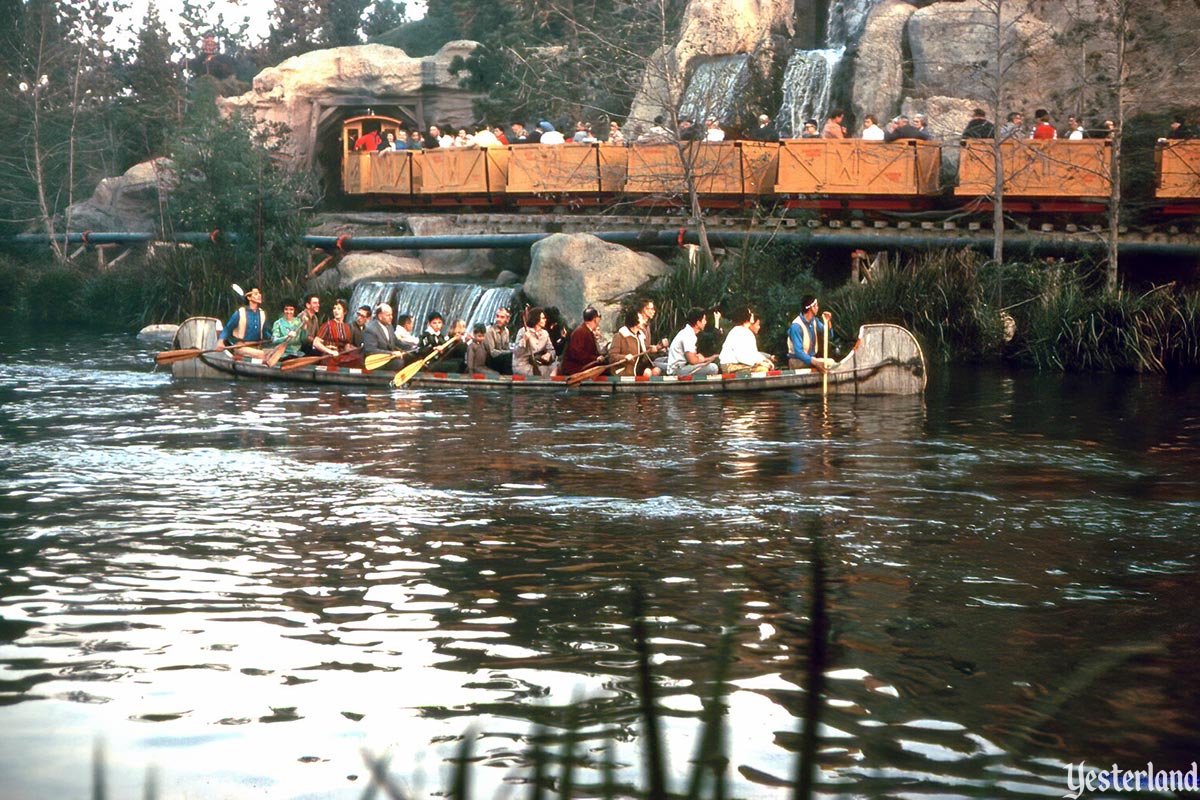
362, 303, 404, 368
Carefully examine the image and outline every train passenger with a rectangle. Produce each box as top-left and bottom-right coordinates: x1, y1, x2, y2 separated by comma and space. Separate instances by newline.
718, 308, 773, 374
801, 119, 820, 138
510, 122, 529, 143
538, 121, 565, 145
215, 286, 268, 357
607, 121, 626, 146
962, 108, 995, 139
679, 118, 703, 141
885, 115, 930, 142
822, 109, 846, 139
705, 117, 725, 142
667, 307, 719, 377
750, 113, 779, 142
1032, 109, 1057, 139
514, 306, 557, 377
407, 131, 423, 150
787, 295, 836, 372
1165, 115, 1193, 140
637, 115, 674, 144
474, 126, 502, 147
998, 111, 1024, 140
1066, 116, 1085, 140
1103, 120, 1115, 139
572, 121, 597, 143
356, 129, 382, 151
454, 128, 474, 147
484, 307, 513, 374
492, 126, 509, 145
610, 308, 659, 378
560, 307, 603, 377
382, 130, 407, 151
861, 114, 885, 141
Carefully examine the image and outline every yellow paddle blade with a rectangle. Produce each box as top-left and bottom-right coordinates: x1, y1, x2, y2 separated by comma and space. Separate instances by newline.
363, 352, 399, 371
391, 358, 428, 387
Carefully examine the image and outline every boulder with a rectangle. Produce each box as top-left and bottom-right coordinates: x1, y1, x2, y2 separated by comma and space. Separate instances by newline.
61, 159, 174, 232
218, 42, 481, 167
850, 0, 918, 127
525, 234, 670, 330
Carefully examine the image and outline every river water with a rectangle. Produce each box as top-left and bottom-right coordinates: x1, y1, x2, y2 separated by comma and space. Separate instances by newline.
0, 331, 1197, 799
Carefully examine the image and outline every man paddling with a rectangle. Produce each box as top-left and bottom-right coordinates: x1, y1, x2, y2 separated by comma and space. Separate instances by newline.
484, 307, 513, 374
560, 307, 603, 376
787, 295, 835, 371
362, 303, 405, 368
667, 307, 719, 377
215, 286, 268, 358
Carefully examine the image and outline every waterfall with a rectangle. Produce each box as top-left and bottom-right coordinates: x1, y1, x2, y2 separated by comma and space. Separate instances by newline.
825, 0, 885, 48
776, 48, 844, 138
774, 0, 885, 137
348, 281, 515, 330
678, 54, 752, 124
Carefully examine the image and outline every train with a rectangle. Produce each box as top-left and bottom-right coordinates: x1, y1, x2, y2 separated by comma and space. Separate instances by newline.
340, 114, 1200, 219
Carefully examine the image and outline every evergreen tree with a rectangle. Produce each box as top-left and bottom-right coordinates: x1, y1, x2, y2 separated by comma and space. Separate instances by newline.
363, 0, 408, 39
122, 3, 183, 162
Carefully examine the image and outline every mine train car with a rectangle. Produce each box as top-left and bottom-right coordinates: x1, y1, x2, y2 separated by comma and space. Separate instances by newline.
341, 114, 1200, 217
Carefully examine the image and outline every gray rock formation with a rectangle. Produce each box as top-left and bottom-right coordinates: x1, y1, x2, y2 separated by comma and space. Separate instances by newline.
627, 0, 796, 132
850, 0, 917, 127
218, 42, 481, 168
61, 159, 174, 233
525, 234, 670, 330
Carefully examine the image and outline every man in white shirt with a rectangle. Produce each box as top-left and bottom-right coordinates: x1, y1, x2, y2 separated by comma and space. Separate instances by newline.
718, 308, 774, 373
861, 114, 885, 141
667, 307, 719, 376
1066, 115, 1085, 140
704, 117, 725, 142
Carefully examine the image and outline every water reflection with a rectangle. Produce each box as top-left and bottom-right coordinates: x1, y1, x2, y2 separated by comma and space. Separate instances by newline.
0, 333, 1197, 798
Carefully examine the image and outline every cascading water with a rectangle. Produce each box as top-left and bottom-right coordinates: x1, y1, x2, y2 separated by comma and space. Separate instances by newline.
678, 54, 752, 125
348, 281, 515, 330
777, 48, 843, 138
776, 0, 885, 137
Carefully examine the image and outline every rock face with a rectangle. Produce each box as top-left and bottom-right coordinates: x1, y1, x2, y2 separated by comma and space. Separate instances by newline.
525, 234, 670, 330
62, 159, 174, 232
627, 0, 796, 131
218, 42, 481, 167
850, 0, 917, 127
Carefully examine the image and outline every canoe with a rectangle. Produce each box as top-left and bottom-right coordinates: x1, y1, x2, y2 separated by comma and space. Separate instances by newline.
169, 316, 926, 395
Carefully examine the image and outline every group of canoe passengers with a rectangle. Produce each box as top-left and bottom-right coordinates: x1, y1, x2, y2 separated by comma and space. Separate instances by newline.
216, 288, 838, 377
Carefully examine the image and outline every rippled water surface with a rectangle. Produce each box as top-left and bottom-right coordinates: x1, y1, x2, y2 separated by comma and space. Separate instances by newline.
1, 331, 1197, 799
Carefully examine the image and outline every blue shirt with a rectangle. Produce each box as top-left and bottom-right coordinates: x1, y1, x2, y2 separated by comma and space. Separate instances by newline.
219, 306, 268, 344
788, 315, 830, 366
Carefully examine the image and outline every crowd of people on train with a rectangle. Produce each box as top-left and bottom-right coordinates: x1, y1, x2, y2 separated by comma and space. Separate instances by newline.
215, 289, 839, 380
349, 107, 1193, 154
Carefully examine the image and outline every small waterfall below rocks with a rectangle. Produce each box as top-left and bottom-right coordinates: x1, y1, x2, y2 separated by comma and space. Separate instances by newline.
349, 281, 515, 330
776, 48, 844, 138
678, 54, 753, 125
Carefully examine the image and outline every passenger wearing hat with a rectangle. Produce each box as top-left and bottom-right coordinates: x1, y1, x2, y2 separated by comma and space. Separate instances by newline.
538, 120, 565, 144
750, 113, 779, 142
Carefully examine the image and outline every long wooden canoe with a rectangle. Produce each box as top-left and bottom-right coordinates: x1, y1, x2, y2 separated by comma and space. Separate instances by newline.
169, 317, 926, 395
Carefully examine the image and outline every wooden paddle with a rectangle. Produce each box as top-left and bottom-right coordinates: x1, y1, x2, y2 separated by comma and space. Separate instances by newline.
822, 318, 829, 395
277, 346, 360, 372
392, 337, 458, 388
154, 339, 268, 365
565, 350, 647, 387
363, 351, 407, 371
